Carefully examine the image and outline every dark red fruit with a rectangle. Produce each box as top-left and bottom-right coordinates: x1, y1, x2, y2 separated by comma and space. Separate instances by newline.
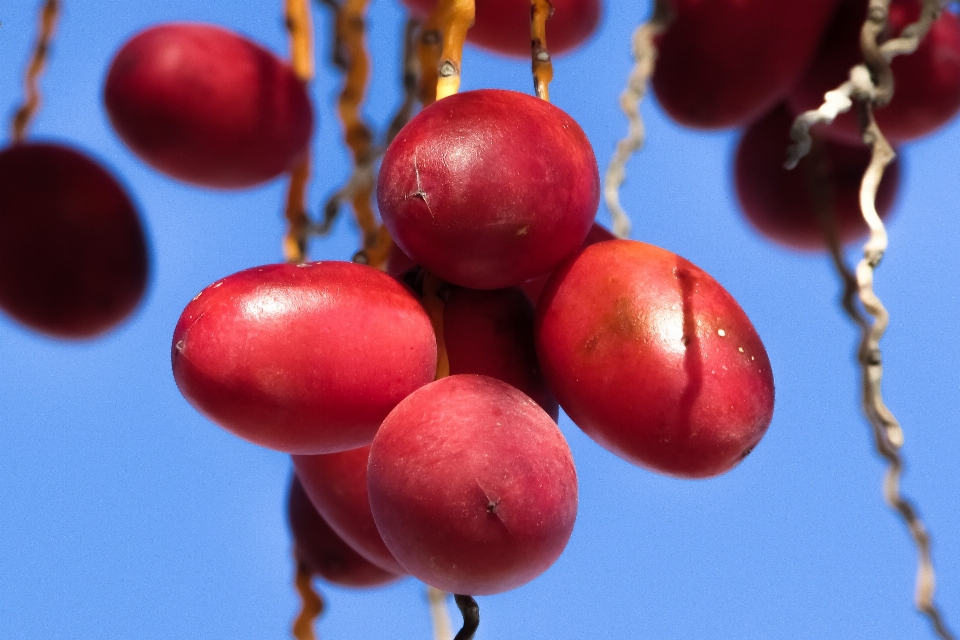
536, 240, 775, 479
104, 23, 313, 188
789, 0, 960, 144
652, 0, 837, 128
520, 222, 614, 304
171, 261, 437, 454
293, 447, 407, 576
378, 89, 599, 290
401, 0, 601, 57
288, 474, 400, 588
368, 375, 578, 595
735, 104, 900, 251
0, 143, 148, 338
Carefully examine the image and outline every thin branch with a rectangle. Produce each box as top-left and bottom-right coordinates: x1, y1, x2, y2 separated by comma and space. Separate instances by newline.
11, 0, 61, 143
427, 586, 453, 640
434, 0, 475, 101
453, 595, 479, 640
530, 0, 554, 101
602, 0, 671, 239
292, 559, 325, 640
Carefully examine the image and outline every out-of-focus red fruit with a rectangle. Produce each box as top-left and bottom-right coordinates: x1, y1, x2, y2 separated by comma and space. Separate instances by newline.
521, 222, 614, 304
734, 104, 900, 251
104, 23, 313, 188
652, 0, 837, 128
0, 143, 149, 338
293, 448, 407, 575
444, 286, 559, 420
288, 475, 400, 588
378, 89, 599, 290
368, 375, 578, 595
536, 240, 774, 479
171, 261, 437, 454
401, 0, 601, 57
789, 0, 960, 144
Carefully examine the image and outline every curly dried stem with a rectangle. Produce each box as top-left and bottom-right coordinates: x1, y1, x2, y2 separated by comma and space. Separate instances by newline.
11, 0, 60, 143
453, 595, 479, 640
427, 586, 453, 640
603, 0, 671, 239
386, 18, 423, 145
530, 0, 554, 101
282, 0, 315, 263
417, 16, 443, 105
434, 0, 475, 100
292, 559, 325, 640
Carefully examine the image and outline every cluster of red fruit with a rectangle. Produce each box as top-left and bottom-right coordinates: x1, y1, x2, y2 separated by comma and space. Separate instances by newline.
651, 0, 960, 250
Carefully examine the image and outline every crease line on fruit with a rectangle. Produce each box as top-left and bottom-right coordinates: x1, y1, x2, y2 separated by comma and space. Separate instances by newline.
603, 0, 671, 240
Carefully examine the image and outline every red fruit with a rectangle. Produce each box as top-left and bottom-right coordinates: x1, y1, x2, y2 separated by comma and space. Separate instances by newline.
789, 0, 960, 144
293, 447, 407, 576
444, 286, 559, 420
171, 261, 437, 454
652, 0, 837, 128
735, 104, 900, 251
401, 0, 601, 57
536, 240, 775, 479
288, 475, 400, 588
368, 375, 578, 595
0, 143, 148, 338
378, 89, 599, 290
104, 23, 313, 188
520, 222, 614, 304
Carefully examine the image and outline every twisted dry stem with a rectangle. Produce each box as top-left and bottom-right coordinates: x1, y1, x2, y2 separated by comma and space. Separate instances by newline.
282, 0, 315, 263
427, 586, 453, 640
434, 0, 475, 100
453, 595, 479, 640
386, 18, 424, 146
530, 0, 554, 101
292, 559, 325, 640
11, 0, 60, 143
790, 1, 954, 636
602, 0, 671, 239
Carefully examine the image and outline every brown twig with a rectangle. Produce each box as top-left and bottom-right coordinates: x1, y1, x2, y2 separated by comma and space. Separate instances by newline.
292, 559, 325, 640
452, 595, 479, 640
602, 0, 671, 239
530, 0, 554, 101
11, 0, 61, 143
434, 0, 475, 101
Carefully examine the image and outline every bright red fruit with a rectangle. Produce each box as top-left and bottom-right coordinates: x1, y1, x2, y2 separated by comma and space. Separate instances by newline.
0, 143, 149, 338
536, 240, 774, 479
368, 375, 578, 595
789, 0, 960, 144
378, 89, 599, 290
293, 447, 407, 575
171, 261, 437, 454
735, 104, 900, 251
288, 475, 400, 588
104, 23, 313, 188
401, 0, 601, 57
520, 222, 614, 304
652, 0, 837, 128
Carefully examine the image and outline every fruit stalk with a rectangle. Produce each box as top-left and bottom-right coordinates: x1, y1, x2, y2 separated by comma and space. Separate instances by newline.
292, 559, 325, 640
530, 0, 554, 101
603, 0, 671, 239
11, 0, 60, 142
427, 586, 454, 640
283, 0, 315, 262
434, 0, 475, 100
452, 595, 479, 640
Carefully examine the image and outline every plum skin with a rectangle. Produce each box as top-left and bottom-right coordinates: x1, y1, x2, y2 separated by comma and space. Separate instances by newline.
536, 240, 775, 479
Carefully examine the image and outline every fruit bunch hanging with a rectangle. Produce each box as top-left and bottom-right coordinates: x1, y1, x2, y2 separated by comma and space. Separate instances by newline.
1, 0, 956, 638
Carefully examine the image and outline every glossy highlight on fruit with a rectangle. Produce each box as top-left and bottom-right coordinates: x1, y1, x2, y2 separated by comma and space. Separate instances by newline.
368, 375, 578, 595
536, 240, 775, 479
735, 104, 900, 251
104, 23, 313, 188
401, 0, 601, 57
288, 474, 400, 588
378, 89, 599, 290
652, 0, 837, 128
171, 261, 437, 454
0, 143, 149, 338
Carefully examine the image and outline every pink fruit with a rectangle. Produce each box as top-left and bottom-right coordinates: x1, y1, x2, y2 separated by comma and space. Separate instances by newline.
104, 23, 313, 188
171, 261, 436, 454
378, 89, 599, 290
368, 375, 578, 595
536, 240, 775, 479
0, 143, 148, 338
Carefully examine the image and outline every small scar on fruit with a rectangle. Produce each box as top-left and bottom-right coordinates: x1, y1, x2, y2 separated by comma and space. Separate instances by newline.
486, 499, 500, 515
517, 225, 529, 236
740, 446, 754, 460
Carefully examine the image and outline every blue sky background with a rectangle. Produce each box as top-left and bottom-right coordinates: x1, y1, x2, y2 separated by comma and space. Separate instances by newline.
1, 1, 958, 638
